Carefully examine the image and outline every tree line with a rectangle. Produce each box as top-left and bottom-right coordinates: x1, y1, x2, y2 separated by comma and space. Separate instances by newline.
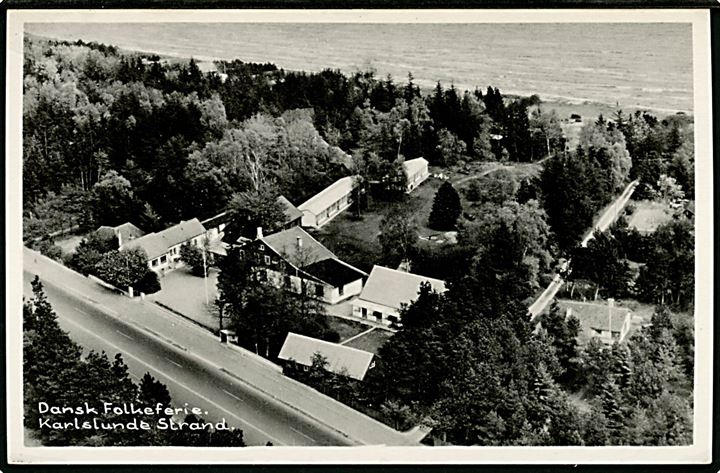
23, 35, 569, 248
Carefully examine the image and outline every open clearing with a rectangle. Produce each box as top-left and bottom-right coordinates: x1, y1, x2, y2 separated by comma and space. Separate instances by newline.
327, 316, 368, 342
315, 160, 547, 272
343, 328, 394, 355
627, 200, 672, 234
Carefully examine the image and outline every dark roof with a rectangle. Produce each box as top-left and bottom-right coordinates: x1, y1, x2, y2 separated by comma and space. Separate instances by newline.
302, 258, 366, 287
262, 226, 336, 266
277, 195, 303, 224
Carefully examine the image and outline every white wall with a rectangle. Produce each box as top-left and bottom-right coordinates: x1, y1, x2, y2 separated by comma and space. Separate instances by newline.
324, 277, 364, 304
351, 299, 399, 326
265, 268, 362, 305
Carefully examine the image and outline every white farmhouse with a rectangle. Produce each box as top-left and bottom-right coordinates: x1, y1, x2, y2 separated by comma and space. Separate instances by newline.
351, 265, 447, 326
122, 218, 207, 273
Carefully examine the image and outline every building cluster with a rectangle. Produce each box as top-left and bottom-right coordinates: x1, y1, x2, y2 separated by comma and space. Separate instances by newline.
94, 153, 630, 381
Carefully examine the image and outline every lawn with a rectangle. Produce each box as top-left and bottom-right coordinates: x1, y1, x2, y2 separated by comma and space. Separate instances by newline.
315, 160, 546, 272
326, 316, 368, 342
54, 234, 84, 256
313, 177, 443, 272
343, 327, 394, 355
627, 200, 672, 234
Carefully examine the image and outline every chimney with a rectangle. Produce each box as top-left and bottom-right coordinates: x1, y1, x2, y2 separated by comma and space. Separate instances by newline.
296, 236, 303, 248
565, 307, 572, 319
256, 227, 263, 240
608, 298, 615, 308
607, 298, 614, 333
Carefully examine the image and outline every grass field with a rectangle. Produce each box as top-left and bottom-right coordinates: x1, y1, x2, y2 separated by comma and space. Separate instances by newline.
315, 160, 548, 271
54, 234, 84, 256
326, 316, 368, 342
343, 328, 394, 355
628, 200, 672, 234
313, 177, 443, 273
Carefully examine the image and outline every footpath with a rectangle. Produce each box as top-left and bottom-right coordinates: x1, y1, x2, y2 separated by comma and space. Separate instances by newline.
23, 247, 419, 446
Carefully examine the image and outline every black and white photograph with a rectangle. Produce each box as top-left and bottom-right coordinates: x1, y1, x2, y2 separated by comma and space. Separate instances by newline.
5, 8, 714, 465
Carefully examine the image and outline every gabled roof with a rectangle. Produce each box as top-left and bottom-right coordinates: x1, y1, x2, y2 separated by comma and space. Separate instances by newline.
277, 195, 303, 224
298, 176, 357, 216
561, 300, 631, 333
358, 265, 447, 310
123, 218, 206, 260
402, 157, 429, 176
302, 258, 366, 287
262, 226, 336, 267
97, 222, 145, 243
278, 332, 374, 381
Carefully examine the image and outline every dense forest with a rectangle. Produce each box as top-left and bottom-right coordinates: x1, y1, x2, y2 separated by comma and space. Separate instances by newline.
22, 34, 696, 447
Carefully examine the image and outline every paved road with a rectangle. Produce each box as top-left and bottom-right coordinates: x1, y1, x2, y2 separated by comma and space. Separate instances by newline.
23, 248, 418, 447
528, 180, 638, 320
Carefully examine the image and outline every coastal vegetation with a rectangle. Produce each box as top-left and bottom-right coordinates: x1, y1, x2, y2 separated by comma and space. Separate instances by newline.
22, 34, 695, 447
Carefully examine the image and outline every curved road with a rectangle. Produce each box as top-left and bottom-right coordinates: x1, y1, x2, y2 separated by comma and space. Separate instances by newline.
23, 249, 418, 447
528, 180, 638, 320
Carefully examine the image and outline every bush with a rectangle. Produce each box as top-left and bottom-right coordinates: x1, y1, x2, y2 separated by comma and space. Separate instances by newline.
180, 243, 206, 277
33, 240, 64, 261
136, 270, 161, 295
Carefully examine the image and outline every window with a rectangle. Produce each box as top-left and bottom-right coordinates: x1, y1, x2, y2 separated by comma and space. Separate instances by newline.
373, 311, 382, 321
315, 284, 324, 298
284, 276, 291, 288
361, 307, 367, 317
338, 285, 344, 296
151, 259, 159, 267
160, 255, 167, 263
387, 315, 399, 324
264, 255, 271, 265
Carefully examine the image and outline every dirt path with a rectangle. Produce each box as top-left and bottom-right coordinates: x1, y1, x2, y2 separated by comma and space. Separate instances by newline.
451, 156, 550, 187
451, 164, 511, 186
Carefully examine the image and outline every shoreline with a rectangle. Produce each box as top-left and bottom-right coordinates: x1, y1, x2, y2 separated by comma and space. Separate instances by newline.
28, 32, 692, 119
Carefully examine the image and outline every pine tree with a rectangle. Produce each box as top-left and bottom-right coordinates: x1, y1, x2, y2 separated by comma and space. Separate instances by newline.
428, 181, 462, 231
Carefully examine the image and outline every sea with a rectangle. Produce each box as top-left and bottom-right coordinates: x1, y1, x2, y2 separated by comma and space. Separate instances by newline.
25, 22, 694, 114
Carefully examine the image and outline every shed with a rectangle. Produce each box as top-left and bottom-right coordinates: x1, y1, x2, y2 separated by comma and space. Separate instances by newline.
278, 332, 375, 381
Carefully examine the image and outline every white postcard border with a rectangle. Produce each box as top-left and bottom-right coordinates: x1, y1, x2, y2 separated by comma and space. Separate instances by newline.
6, 8, 714, 465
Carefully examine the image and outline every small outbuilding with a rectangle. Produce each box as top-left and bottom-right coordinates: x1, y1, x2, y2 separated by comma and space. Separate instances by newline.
277, 332, 375, 381
562, 299, 632, 345
352, 265, 447, 326
402, 157, 430, 193
96, 222, 145, 249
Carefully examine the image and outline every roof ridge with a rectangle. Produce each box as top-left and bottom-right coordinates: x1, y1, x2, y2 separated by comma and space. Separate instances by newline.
371, 264, 445, 284
286, 332, 374, 357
